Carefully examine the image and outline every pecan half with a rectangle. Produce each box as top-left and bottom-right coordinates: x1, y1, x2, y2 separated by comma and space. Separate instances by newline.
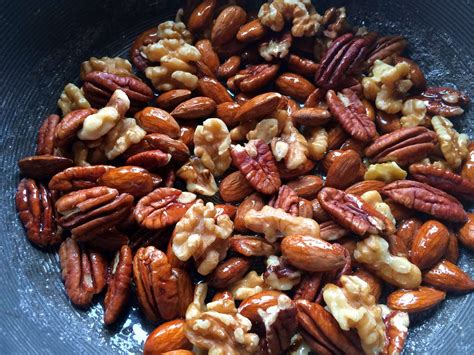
54, 108, 97, 148
365, 35, 407, 67
103, 245, 133, 325
231, 139, 281, 195
56, 186, 134, 236
233, 63, 279, 93
326, 89, 377, 142
134, 188, 196, 229
59, 238, 107, 307
36, 114, 60, 155
18, 155, 74, 180
126, 150, 172, 170
16, 178, 62, 247
381, 180, 467, 222
417, 86, 469, 117
365, 127, 437, 165
49, 165, 114, 191
318, 187, 395, 236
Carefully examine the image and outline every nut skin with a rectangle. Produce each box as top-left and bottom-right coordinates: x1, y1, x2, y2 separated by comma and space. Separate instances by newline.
229, 235, 275, 257
219, 170, 254, 203
417, 86, 469, 117
410, 220, 450, 270
233, 64, 279, 93
282, 235, 347, 272
287, 175, 323, 200
171, 97, 216, 120
98, 166, 155, 197
276, 73, 316, 102
156, 89, 192, 111
236, 19, 267, 43
187, 0, 217, 33
135, 107, 181, 138
387, 287, 446, 313
211, 6, 247, 47
458, 213, 474, 250
207, 257, 251, 288
423, 260, 474, 293
238, 290, 284, 323
126, 150, 171, 171
195, 40, 220, 75
49, 165, 115, 192
366, 35, 407, 66
129, 27, 159, 72
292, 107, 331, 127
326, 124, 348, 150
375, 110, 401, 134
216, 102, 241, 127
144, 320, 192, 355
287, 54, 319, 78
444, 232, 460, 264
18, 155, 74, 180
197, 77, 233, 104
278, 159, 315, 180
36, 114, 60, 155
217, 56, 241, 80
234, 192, 265, 232
235, 92, 281, 123
325, 149, 364, 189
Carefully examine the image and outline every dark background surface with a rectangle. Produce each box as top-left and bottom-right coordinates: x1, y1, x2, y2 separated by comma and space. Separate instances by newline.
0, 0, 473, 353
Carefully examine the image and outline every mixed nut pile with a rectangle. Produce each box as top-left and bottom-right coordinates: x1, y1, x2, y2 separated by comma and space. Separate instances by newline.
15, 0, 474, 354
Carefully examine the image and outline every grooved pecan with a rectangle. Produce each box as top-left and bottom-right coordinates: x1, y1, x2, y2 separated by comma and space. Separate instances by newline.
103, 245, 133, 325
381, 180, 467, 222
36, 114, 60, 155
365, 127, 437, 165
18, 155, 74, 180
83, 72, 153, 112
409, 163, 474, 201
144, 133, 190, 162
54, 108, 97, 148
126, 150, 172, 170
232, 64, 279, 93
133, 246, 193, 322
365, 35, 407, 67
314, 33, 376, 89
16, 178, 62, 247
59, 238, 107, 308
49, 165, 114, 191
416, 87, 469, 117
56, 186, 134, 236
317, 187, 395, 236
134, 188, 196, 229
231, 139, 281, 195
326, 89, 377, 142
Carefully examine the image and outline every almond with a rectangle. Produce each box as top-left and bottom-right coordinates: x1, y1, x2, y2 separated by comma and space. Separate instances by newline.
207, 257, 251, 288
217, 56, 241, 80
219, 170, 254, 202
275, 72, 316, 102
287, 54, 319, 78
325, 150, 364, 190
345, 180, 387, 195
395, 217, 422, 251
236, 19, 267, 43
281, 235, 347, 272
238, 290, 284, 322
234, 192, 265, 232
216, 101, 241, 127
211, 6, 247, 46
458, 212, 474, 250
135, 107, 180, 138
423, 259, 474, 293
195, 39, 220, 75
161, 351, 193, 355
143, 319, 192, 355
410, 220, 449, 270
187, 0, 216, 33
388, 234, 409, 258
235, 92, 281, 123
197, 77, 233, 104
171, 97, 216, 119
155, 89, 192, 111
287, 175, 324, 199
292, 107, 331, 127
214, 203, 237, 219
387, 287, 446, 313
444, 232, 460, 264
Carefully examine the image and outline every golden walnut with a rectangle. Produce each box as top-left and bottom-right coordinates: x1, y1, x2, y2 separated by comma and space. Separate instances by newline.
177, 157, 218, 196
306, 127, 328, 161
354, 235, 422, 288
364, 162, 407, 183
57, 83, 91, 116
258, 0, 322, 37
185, 284, 260, 355
360, 190, 396, 226
194, 118, 232, 177
400, 98, 427, 127
272, 119, 309, 170
155, 20, 193, 42
229, 271, 268, 300
432, 115, 468, 169
246, 118, 279, 144
80, 56, 132, 80
103, 117, 146, 160
172, 201, 233, 275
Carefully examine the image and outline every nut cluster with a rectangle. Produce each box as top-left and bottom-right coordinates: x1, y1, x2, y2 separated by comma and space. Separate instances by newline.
15, 0, 474, 354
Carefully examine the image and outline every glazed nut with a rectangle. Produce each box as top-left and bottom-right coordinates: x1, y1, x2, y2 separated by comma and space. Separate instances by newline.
237, 19, 267, 43
292, 107, 331, 127
387, 287, 446, 313
135, 107, 181, 138
418, 86, 469, 117
211, 6, 247, 46
275, 72, 316, 102
49, 165, 114, 191
195, 39, 220, 75
286, 175, 323, 199
325, 149, 364, 190
422, 260, 474, 293
219, 171, 254, 203
207, 257, 251, 288
234, 192, 265, 232
258, 32, 292, 61
18, 155, 74, 180
187, 0, 217, 33
229, 235, 275, 257
197, 77, 233, 104
431, 115, 468, 170
235, 92, 281, 123
171, 97, 216, 120
144, 320, 192, 355
458, 213, 474, 250
156, 89, 192, 111
410, 220, 449, 270
80, 56, 132, 80
36, 114, 60, 155
177, 157, 218, 196
57, 83, 91, 116
287, 54, 319, 77
217, 56, 241, 79
126, 150, 172, 170
216, 102, 241, 128
54, 108, 97, 148
345, 180, 387, 195
232, 63, 279, 93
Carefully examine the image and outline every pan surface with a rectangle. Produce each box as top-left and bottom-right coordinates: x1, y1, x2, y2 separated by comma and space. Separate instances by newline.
0, 0, 473, 353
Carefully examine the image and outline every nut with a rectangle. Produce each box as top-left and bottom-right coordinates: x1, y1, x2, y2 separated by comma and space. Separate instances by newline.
126, 150, 172, 170
54, 108, 97, 148
156, 89, 192, 111
417, 86, 469, 117
229, 271, 268, 300
458, 213, 474, 250
177, 157, 218, 196
431, 115, 469, 169
36, 114, 60, 155
80, 56, 132, 80
345, 180, 387, 195
57, 83, 91, 116
49, 165, 114, 191
195, 39, 220, 75
306, 127, 328, 161
387, 287, 446, 313
275, 72, 316, 102
171, 97, 216, 120
410, 220, 450, 270
135, 107, 181, 138
217, 56, 241, 80
325, 149, 364, 189
364, 162, 407, 183
145, 133, 190, 162
234, 192, 265, 232
274, 118, 310, 170
18, 155, 74, 180
211, 6, 247, 46
235, 92, 281, 123
187, 0, 217, 33
287, 54, 319, 77
144, 320, 192, 355
219, 171, 254, 203
237, 19, 267, 43
286, 175, 323, 199
232, 64, 279, 93
400, 98, 427, 127
292, 107, 331, 127
103, 117, 147, 160
423, 260, 474, 293
208, 257, 251, 288
196, 76, 233, 103
98, 166, 155, 197
366, 35, 407, 67
229, 235, 275, 257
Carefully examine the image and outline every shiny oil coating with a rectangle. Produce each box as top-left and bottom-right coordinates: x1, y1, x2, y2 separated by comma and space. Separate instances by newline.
0, 0, 473, 353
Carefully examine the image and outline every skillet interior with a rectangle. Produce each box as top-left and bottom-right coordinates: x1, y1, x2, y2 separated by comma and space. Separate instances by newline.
0, 0, 472, 353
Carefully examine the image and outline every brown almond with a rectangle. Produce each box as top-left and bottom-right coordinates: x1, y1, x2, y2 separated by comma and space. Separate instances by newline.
345, 180, 387, 195
211, 6, 247, 46
395, 217, 422, 251
229, 235, 275, 257
155, 89, 192, 111
327, 124, 348, 150
287, 54, 319, 78
423, 259, 474, 293
143, 320, 192, 355
217, 56, 241, 80
458, 212, 474, 250
325, 150, 364, 190
281, 235, 347, 272
287, 175, 324, 199
444, 232, 460, 264
292, 107, 331, 127
187, 0, 217, 33
234, 192, 265, 232
410, 220, 449, 270
135, 107, 180, 138
197, 77, 233, 104
387, 287, 446, 313
144, 133, 190, 162
195, 60, 217, 79
214, 204, 237, 219
195, 39, 220, 75
238, 290, 284, 322
219, 171, 254, 202
388, 234, 409, 258
216, 102, 241, 127
311, 198, 331, 223
275, 72, 316, 102
235, 92, 281, 123
207, 257, 251, 288
171, 97, 216, 119
236, 19, 267, 43
18, 155, 74, 180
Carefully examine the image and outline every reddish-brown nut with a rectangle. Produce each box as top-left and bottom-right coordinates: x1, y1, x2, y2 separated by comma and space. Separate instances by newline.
214, 204, 237, 220
294, 272, 323, 302
59, 238, 107, 308
187, 0, 217, 33
49, 165, 114, 191
219, 170, 255, 203
326, 124, 348, 150
126, 150, 171, 170
233, 64, 279, 93
423, 260, 474, 293
287, 54, 319, 78
375, 110, 401, 134
18, 155, 74, 180
135, 107, 181, 138
16, 178, 62, 247
36, 114, 60, 155
238, 290, 284, 323
458, 213, 474, 250
156, 89, 192, 111
229, 235, 275, 257
387, 287, 446, 313
197, 77, 233, 104
103, 245, 133, 325
276, 73, 316, 102
98, 166, 155, 197
325, 149, 364, 189
292, 107, 331, 127
54, 108, 97, 148
144, 133, 190, 162
231, 139, 281, 195
215, 102, 241, 128
207, 257, 251, 288
318, 187, 395, 236
395, 218, 422, 252
129, 27, 159, 72
410, 220, 450, 270
195, 39, 220, 75
236, 19, 267, 43
444, 232, 460, 264
234, 192, 265, 232
417, 87, 469, 117
235, 92, 281, 123
144, 320, 192, 355
211, 5, 247, 46
319, 220, 350, 241
134, 188, 196, 229
278, 159, 316, 180
171, 97, 216, 120
287, 175, 323, 199
365, 35, 407, 66
381, 180, 467, 222
345, 180, 386, 195
352, 269, 383, 302
217, 56, 241, 79
179, 125, 195, 149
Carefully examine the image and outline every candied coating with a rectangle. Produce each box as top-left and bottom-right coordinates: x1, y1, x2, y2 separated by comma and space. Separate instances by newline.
185, 284, 260, 355
246, 118, 279, 144
364, 162, 407, 183
363, 60, 413, 114
264, 255, 301, 290
306, 127, 328, 161
177, 157, 218, 196
431, 115, 468, 169
172, 201, 233, 275
360, 190, 396, 225
258, 0, 322, 37
400, 98, 426, 128
80, 56, 132, 80
57, 83, 91, 116
244, 205, 320, 242
354, 235, 421, 288
194, 118, 232, 177
323, 275, 387, 355
229, 271, 268, 300
103, 118, 146, 160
